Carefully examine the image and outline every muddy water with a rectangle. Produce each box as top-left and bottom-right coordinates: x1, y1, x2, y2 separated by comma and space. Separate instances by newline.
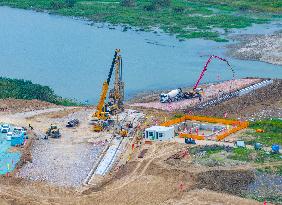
0, 6, 281, 103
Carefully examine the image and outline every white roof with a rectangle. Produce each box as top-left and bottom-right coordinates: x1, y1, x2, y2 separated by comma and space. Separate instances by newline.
145, 126, 174, 132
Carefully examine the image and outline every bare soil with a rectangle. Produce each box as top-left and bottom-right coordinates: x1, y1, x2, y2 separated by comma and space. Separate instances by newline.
0, 99, 57, 113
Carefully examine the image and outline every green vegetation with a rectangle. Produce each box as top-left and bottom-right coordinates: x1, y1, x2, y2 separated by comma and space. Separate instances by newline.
229, 147, 281, 163
0, 0, 280, 41
257, 165, 282, 176
242, 119, 282, 146
0, 77, 79, 106
171, 113, 184, 119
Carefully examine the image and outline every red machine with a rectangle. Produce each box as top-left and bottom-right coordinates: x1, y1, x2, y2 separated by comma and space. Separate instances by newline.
193, 55, 235, 91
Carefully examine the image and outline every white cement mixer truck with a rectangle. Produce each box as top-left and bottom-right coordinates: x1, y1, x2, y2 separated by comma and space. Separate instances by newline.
160, 88, 185, 103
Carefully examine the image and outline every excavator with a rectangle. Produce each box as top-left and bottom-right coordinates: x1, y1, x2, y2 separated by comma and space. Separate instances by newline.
90, 49, 125, 132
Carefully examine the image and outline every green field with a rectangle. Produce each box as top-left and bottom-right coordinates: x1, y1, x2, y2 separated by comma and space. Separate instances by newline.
242, 119, 282, 146
0, 0, 281, 41
0, 77, 79, 106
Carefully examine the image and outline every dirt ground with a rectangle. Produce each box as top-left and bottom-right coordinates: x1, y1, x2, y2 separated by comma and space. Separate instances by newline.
0, 142, 268, 205
0, 99, 57, 113
0, 93, 280, 204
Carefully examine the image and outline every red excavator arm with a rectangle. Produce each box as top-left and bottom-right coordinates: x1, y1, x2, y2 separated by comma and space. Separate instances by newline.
193, 55, 234, 90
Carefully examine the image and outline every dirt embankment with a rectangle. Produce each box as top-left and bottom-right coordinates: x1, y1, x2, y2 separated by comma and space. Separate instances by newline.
0, 99, 57, 113
227, 31, 282, 65
192, 79, 282, 120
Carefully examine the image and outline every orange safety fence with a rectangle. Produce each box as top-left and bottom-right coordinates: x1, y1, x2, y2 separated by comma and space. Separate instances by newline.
179, 133, 205, 140
160, 115, 249, 141
216, 122, 248, 141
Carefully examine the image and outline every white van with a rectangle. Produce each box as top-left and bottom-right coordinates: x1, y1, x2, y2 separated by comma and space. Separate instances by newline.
6, 132, 13, 141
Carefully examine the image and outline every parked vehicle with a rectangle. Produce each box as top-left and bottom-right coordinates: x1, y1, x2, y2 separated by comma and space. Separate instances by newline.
66, 119, 79, 128
6, 132, 13, 141
14, 127, 27, 136
1, 124, 10, 133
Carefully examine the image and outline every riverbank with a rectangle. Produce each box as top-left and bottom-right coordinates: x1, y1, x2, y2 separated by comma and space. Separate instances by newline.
227, 31, 282, 65
0, 77, 79, 106
0, 0, 280, 42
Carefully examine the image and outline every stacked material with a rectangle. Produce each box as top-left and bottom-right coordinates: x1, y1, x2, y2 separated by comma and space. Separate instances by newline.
130, 79, 260, 111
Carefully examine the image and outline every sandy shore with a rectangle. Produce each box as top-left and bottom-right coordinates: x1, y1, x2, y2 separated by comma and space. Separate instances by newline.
227, 31, 282, 65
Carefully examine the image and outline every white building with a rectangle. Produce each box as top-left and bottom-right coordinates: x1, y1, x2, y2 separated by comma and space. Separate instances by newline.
145, 126, 174, 141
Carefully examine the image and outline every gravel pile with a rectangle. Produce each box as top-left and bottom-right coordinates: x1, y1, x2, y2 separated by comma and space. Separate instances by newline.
17, 139, 105, 187
246, 172, 282, 203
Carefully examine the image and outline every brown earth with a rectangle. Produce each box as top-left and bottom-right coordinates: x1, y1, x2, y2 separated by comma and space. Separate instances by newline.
0, 141, 266, 205
0, 79, 281, 205
0, 99, 57, 113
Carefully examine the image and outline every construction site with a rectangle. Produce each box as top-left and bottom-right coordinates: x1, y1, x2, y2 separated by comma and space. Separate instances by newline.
0, 49, 281, 205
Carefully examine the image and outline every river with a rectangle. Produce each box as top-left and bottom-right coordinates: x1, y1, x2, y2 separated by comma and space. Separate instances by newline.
0, 6, 281, 103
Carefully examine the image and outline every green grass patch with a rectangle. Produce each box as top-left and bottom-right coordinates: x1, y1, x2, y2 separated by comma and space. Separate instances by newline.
0, 77, 80, 106
0, 0, 277, 41
248, 119, 282, 146
257, 165, 282, 176
229, 147, 281, 163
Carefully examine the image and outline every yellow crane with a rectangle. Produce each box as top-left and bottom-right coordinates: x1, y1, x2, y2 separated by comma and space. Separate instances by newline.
90, 49, 120, 132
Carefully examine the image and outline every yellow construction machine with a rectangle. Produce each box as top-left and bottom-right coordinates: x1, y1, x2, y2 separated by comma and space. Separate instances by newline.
90, 49, 124, 132
108, 49, 124, 115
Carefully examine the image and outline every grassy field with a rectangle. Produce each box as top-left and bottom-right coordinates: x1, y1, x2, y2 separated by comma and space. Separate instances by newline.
0, 77, 79, 106
241, 119, 282, 146
0, 0, 281, 41
229, 147, 281, 163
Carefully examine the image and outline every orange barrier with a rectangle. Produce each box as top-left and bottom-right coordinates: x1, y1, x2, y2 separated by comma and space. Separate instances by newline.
160, 115, 249, 141
179, 133, 205, 140
216, 122, 248, 141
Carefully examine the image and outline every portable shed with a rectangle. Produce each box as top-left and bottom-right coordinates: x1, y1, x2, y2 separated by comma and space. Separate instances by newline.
145, 126, 174, 141
11, 133, 24, 146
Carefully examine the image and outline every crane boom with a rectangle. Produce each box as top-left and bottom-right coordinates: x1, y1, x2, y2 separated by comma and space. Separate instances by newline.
93, 49, 120, 119
193, 55, 234, 90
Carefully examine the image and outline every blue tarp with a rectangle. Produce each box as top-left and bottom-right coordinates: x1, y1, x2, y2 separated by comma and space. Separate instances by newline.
0, 126, 21, 175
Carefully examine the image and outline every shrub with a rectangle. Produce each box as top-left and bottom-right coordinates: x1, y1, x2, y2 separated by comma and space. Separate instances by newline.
120, 0, 136, 7
50, 0, 65, 9
152, 0, 171, 8
65, 0, 76, 8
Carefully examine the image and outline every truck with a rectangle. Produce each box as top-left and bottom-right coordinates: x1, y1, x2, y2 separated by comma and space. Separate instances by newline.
160, 88, 201, 103
159, 55, 233, 103
160, 88, 184, 103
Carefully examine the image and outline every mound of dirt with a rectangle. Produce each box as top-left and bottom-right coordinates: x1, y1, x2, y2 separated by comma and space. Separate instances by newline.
196, 170, 255, 196
0, 99, 57, 113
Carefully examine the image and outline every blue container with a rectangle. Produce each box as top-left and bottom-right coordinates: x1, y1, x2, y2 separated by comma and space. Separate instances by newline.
254, 143, 262, 150
272, 144, 280, 153
11, 134, 24, 146
185, 138, 196, 144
